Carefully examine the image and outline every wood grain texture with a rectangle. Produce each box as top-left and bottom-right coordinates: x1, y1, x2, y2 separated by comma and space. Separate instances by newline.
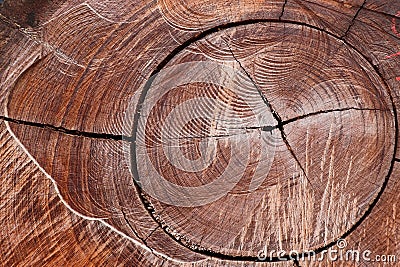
0, 120, 166, 266
1, 0, 400, 266
135, 22, 394, 258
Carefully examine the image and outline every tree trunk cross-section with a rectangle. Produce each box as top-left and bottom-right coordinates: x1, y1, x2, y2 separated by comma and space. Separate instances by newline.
1, 0, 400, 266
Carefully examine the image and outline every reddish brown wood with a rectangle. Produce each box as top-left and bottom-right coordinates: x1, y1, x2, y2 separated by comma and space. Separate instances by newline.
1, 0, 400, 266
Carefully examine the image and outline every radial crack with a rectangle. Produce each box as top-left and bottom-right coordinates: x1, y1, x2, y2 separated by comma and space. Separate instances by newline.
172, 132, 248, 140
278, 126, 309, 182
120, 209, 158, 256
241, 107, 384, 133
341, 0, 366, 39
279, 0, 288, 21
222, 37, 311, 185
280, 107, 386, 126
222, 38, 281, 124
0, 115, 133, 141
144, 226, 161, 242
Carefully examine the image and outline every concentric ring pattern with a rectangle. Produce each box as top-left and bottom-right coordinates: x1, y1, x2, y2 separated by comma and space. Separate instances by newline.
1, 0, 400, 266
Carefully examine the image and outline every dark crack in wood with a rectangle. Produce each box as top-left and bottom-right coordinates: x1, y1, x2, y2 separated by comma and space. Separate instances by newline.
120, 209, 160, 257
341, 0, 366, 39
0, 115, 133, 141
222, 38, 311, 185
279, 0, 288, 21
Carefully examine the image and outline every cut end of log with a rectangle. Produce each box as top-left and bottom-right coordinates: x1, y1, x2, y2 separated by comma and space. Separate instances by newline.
2, 0, 400, 266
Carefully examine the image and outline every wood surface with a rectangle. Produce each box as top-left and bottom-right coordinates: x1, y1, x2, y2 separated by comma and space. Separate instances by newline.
1, 0, 400, 266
